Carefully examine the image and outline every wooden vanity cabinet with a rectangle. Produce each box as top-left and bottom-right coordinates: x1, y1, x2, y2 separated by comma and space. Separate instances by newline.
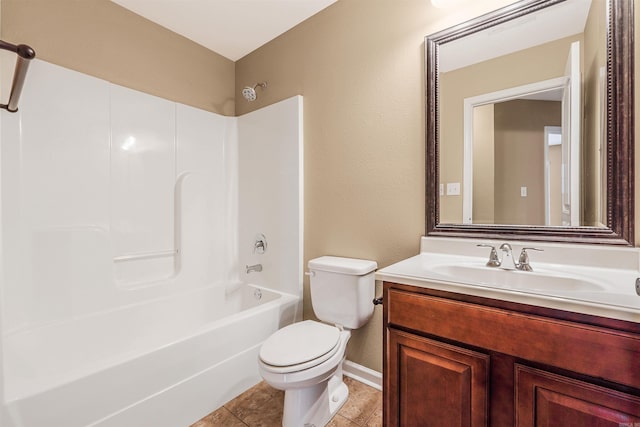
383, 281, 640, 427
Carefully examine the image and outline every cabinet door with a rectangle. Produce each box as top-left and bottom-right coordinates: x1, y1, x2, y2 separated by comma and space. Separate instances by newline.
386, 329, 489, 427
516, 364, 640, 426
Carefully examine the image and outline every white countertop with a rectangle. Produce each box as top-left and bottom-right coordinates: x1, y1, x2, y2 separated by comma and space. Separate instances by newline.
376, 237, 640, 323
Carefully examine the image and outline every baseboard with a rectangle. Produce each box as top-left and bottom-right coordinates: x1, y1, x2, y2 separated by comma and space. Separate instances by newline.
342, 360, 382, 391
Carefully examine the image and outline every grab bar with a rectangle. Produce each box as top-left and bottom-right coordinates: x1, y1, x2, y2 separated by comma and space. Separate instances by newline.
0, 40, 35, 113
113, 249, 179, 263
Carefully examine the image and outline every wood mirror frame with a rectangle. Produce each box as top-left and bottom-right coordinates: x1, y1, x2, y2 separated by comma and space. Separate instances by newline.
426, 0, 634, 245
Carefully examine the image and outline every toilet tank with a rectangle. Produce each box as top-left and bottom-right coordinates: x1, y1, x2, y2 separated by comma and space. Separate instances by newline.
308, 256, 377, 329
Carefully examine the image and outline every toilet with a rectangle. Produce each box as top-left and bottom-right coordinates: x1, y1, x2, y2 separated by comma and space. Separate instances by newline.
258, 256, 377, 427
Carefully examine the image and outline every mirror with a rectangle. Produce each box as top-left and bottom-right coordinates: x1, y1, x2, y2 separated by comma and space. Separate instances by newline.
426, 0, 634, 245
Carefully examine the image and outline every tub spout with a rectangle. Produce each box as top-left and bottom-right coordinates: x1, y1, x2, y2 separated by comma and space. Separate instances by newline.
246, 264, 263, 274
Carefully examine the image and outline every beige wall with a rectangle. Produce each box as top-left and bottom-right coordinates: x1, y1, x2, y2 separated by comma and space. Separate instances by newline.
1, 0, 235, 115
235, 0, 516, 371
1, 0, 639, 374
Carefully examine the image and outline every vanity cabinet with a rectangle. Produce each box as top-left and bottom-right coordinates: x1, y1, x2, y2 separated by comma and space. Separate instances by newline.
383, 282, 640, 427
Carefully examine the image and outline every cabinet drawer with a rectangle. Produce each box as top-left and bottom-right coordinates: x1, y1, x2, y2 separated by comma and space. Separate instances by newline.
387, 288, 640, 389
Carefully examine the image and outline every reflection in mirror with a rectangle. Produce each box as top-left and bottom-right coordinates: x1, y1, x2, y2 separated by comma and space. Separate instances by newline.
472, 91, 565, 226
426, 0, 634, 244
439, 0, 600, 226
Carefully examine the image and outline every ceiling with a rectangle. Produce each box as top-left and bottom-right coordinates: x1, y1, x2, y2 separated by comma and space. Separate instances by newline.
110, 0, 337, 61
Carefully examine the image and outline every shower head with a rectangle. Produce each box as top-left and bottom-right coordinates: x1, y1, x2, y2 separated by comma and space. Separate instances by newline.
242, 82, 267, 101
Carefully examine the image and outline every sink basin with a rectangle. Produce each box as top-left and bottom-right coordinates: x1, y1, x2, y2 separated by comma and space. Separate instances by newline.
430, 264, 607, 292
376, 242, 640, 322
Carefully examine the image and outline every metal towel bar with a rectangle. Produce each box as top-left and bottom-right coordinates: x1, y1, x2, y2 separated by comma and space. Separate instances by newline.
0, 40, 35, 113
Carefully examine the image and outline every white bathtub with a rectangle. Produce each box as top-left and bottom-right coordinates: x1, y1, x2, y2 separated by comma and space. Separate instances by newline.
2, 284, 300, 427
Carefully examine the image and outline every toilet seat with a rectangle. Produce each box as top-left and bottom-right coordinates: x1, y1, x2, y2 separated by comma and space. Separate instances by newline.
259, 320, 341, 374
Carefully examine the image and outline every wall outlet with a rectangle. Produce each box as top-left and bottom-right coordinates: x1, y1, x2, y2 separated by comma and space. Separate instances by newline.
521, 186, 527, 197
447, 182, 460, 196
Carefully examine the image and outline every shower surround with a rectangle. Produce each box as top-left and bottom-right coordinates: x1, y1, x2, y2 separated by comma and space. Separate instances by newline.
0, 60, 303, 427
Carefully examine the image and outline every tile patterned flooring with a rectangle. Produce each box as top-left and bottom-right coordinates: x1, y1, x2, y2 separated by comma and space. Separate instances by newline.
190, 376, 382, 427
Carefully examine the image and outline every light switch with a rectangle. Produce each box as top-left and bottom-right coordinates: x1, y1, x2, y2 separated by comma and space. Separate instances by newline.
447, 182, 460, 196
521, 186, 527, 197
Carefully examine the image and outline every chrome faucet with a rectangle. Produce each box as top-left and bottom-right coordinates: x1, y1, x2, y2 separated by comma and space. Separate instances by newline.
477, 243, 543, 271
246, 263, 262, 274
499, 243, 517, 270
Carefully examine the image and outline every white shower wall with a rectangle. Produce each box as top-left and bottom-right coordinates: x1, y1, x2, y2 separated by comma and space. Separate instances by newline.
237, 96, 304, 298
0, 59, 302, 421
0, 60, 237, 334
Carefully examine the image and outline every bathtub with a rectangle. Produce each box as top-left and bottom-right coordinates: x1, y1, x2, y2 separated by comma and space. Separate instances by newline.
2, 284, 300, 427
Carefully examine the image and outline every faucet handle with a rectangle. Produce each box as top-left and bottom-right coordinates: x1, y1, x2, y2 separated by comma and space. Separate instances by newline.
253, 233, 267, 254
476, 244, 501, 267
517, 247, 543, 271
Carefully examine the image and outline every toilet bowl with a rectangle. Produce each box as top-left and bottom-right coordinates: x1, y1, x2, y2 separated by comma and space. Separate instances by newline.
257, 256, 377, 427
258, 321, 351, 426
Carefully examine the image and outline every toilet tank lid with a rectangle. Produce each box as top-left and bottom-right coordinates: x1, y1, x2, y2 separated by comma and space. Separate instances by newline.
308, 256, 377, 275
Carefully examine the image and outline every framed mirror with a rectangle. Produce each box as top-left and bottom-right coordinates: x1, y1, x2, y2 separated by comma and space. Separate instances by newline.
426, 0, 634, 245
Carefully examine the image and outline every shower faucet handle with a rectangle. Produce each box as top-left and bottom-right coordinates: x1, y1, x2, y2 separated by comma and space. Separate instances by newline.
253, 234, 267, 254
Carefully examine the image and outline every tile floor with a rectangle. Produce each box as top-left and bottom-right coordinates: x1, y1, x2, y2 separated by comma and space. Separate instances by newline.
190, 376, 382, 427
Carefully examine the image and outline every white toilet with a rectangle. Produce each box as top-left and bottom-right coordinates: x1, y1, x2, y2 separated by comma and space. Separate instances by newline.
258, 256, 377, 427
